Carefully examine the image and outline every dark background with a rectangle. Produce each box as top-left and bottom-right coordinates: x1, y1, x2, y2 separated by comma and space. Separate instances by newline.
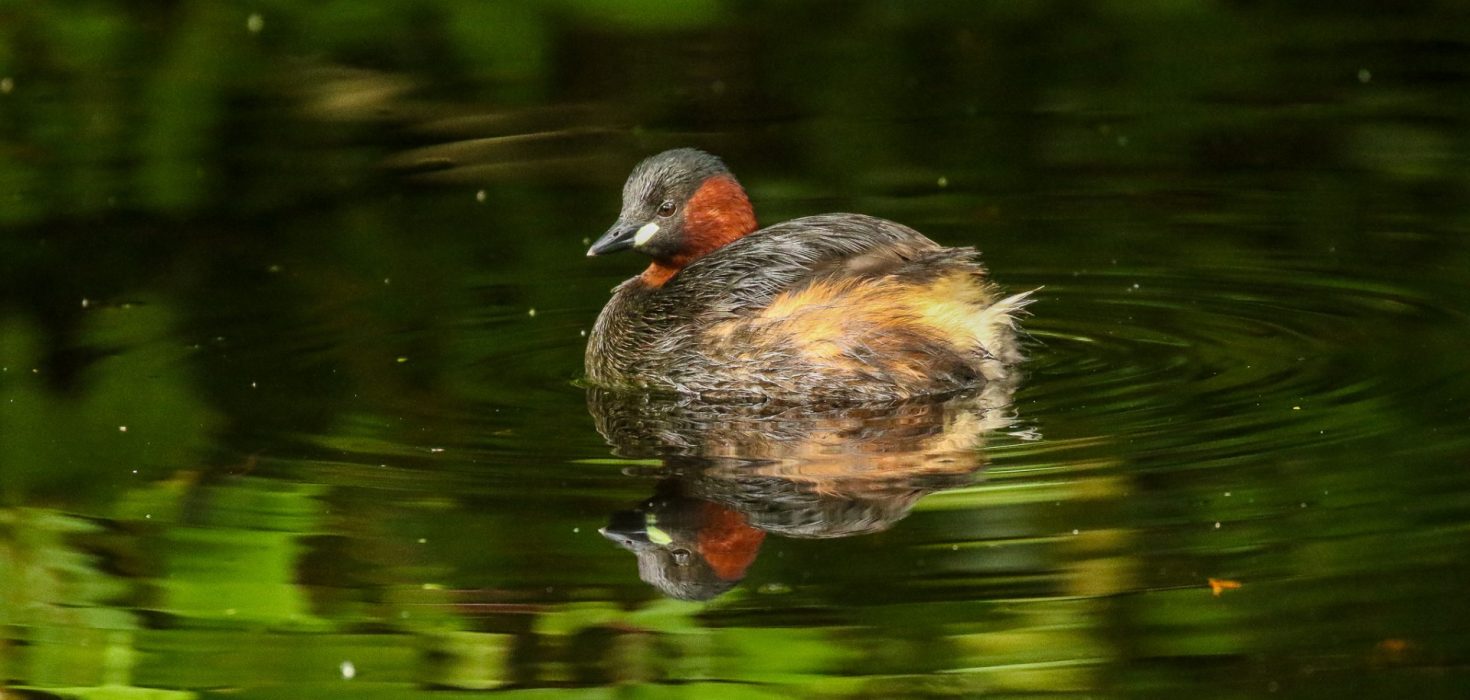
2, 2, 1469, 697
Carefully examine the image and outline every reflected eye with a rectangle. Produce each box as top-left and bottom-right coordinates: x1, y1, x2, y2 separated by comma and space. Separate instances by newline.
670, 548, 692, 566
656, 200, 676, 218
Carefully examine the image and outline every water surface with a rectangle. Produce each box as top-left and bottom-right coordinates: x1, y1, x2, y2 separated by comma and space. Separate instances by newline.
3, 3, 1470, 698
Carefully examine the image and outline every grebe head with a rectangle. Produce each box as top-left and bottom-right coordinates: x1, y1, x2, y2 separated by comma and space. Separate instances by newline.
587, 148, 758, 286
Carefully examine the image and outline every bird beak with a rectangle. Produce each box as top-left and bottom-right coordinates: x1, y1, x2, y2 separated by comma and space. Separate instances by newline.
587, 221, 639, 256
600, 510, 651, 545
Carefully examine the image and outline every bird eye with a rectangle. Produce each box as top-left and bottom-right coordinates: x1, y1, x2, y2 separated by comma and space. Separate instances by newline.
670, 548, 692, 566
656, 200, 676, 217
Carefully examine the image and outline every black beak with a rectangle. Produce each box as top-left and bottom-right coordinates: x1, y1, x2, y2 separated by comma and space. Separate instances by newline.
587, 222, 639, 257
600, 509, 650, 545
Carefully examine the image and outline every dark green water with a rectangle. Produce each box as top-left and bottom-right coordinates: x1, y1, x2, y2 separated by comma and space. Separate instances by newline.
4, 3, 1470, 698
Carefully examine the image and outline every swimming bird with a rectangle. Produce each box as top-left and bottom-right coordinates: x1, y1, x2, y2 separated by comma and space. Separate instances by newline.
585, 148, 1030, 402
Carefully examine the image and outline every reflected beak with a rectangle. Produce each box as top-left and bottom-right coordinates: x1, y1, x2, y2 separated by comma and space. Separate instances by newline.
601, 510, 650, 544
587, 221, 639, 256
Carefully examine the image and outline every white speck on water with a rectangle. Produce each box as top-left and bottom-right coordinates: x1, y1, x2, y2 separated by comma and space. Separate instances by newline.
951, 544, 958, 551
579, 329, 587, 337
475, 189, 487, 203
1300, 502, 1307, 508
246, 13, 264, 34
340, 660, 355, 680
383, 278, 391, 285
1358, 68, 1372, 83
528, 308, 537, 317
429, 447, 444, 453
396, 356, 408, 363
1225, 491, 1232, 497
0, 77, 13, 94
81, 298, 90, 308
267, 264, 281, 273
1292, 405, 1301, 411
250, 381, 257, 389
145, 514, 151, 519
573, 527, 580, 534
1214, 522, 1222, 529
118, 425, 128, 432
417, 538, 427, 544
131, 470, 137, 474
937, 176, 949, 188
225, 608, 237, 616
1072, 529, 1080, 535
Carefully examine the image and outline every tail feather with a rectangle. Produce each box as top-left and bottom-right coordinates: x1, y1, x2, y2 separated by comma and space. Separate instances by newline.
971, 288, 1037, 363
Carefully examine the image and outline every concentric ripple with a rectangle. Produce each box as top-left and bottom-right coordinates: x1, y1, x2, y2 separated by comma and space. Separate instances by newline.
1008, 261, 1450, 467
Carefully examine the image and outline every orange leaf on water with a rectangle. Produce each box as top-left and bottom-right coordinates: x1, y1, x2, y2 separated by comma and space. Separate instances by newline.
1208, 578, 1242, 596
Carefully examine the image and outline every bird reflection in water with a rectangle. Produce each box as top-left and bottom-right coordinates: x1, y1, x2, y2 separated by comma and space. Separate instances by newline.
589, 382, 1021, 601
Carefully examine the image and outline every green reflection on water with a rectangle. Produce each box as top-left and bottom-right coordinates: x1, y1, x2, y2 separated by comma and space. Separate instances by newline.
1, 303, 218, 507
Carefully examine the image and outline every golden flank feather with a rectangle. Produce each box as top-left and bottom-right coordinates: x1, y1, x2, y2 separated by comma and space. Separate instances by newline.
704, 271, 1029, 386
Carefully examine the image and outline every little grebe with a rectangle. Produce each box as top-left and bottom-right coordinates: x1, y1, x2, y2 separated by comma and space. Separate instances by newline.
585, 148, 1030, 402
